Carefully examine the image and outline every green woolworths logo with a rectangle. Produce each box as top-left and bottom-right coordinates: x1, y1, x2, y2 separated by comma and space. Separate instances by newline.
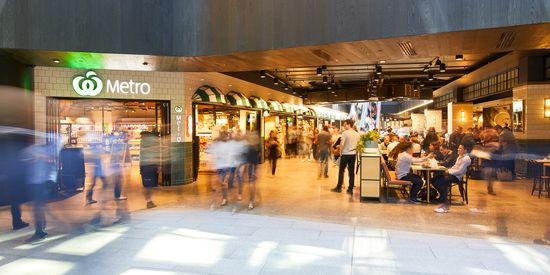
72, 70, 152, 96
72, 71, 103, 96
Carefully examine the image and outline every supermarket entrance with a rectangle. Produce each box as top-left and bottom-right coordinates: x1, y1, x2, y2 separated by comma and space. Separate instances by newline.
45, 98, 171, 191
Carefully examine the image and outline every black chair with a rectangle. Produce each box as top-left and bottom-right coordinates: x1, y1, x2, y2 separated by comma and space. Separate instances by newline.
449, 166, 471, 204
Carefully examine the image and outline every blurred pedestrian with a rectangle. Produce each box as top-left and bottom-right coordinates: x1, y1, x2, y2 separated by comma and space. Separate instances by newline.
22, 144, 56, 242
86, 143, 106, 205
267, 130, 280, 175
496, 125, 518, 179
317, 125, 332, 178
140, 132, 160, 208
245, 134, 260, 209
209, 131, 232, 206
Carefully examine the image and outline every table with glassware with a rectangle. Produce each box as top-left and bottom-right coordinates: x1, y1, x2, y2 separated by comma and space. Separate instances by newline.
411, 164, 448, 203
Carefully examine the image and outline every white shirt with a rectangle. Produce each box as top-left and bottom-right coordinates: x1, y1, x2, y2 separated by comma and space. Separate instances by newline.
448, 154, 471, 180
386, 141, 400, 155
340, 129, 360, 155
395, 152, 426, 179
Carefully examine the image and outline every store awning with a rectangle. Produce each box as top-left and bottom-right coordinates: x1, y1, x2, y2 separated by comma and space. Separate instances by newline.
267, 100, 284, 112
307, 105, 349, 120
225, 91, 251, 107
193, 85, 227, 104
281, 103, 295, 113
249, 96, 269, 109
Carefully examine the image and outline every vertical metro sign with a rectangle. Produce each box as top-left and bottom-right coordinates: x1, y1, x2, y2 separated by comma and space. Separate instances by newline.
174, 106, 183, 142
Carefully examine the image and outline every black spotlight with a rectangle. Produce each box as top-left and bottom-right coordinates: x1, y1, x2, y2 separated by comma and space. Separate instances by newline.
376, 65, 382, 75
316, 67, 322, 76
455, 54, 464, 61
322, 76, 328, 84
439, 63, 446, 73
273, 78, 279, 85
419, 82, 425, 87
260, 70, 266, 78
428, 73, 434, 81
284, 84, 289, 90
331, 78, 336, 86
321, 65, 327, 70
435, 59, 442, 66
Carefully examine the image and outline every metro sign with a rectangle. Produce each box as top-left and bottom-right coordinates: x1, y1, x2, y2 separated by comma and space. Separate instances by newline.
72, 71, 151, 96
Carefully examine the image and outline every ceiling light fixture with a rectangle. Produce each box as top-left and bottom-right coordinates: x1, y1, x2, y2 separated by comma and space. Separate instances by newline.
439, 63, 446, 73
284, 84, 289, 90
423, 65, 429, 72
428, 73, 434, 81
142, 61, 148, 66
331, 78, 336, 85
379, 60, 386, 64
53, 58, 60, 64
376, 65, 382, 75
419, 82, 425, 87
273, 78, 279, 85
435, 59, 442, 66
397, 100, 434, 114
327, 86, 332, 90
455, 54, 464, 61
322, 76, 328, 84
316, 67, 322, 76
260, 70, 266, 78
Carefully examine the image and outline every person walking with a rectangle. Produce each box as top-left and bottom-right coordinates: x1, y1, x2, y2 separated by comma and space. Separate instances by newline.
245, 133, 260, 209
496, 125, 518, 179
22, 144, 56, 242
86, 143, 107, 205
317, 125, 332, 178
267, 130, 280, 175
331, 119, 360, 195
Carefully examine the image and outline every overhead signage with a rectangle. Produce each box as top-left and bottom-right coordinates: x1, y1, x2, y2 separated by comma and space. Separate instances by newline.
72, 70, 151, 97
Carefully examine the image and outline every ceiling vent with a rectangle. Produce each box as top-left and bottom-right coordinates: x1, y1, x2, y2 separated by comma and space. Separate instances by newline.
398, 41, 417, 56
496, 31, 516, 49
311, 49, 333, 62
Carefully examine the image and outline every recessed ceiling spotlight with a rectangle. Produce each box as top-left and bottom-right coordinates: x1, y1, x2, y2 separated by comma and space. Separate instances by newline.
455, 54, 464, 61
260, 70, 266, 78
331, 91, 336, 94
52, 58, 60, 64
419, 82, 425, 87
142, 61, 148, 66
379, 60, 386, 64
200, 78, 204, 81
228, 84, 232, 87
327, 86, 332, 90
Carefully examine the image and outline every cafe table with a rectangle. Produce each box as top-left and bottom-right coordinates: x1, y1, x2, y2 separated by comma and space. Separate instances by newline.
411, 165, 448, 204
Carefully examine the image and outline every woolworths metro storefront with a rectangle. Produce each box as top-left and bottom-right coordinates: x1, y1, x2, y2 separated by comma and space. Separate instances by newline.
33, 67, 192, 185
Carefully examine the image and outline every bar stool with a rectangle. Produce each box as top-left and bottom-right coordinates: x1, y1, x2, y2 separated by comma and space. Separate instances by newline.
530, 161, 550, 198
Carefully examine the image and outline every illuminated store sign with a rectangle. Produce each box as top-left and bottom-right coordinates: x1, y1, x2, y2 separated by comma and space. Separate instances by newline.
72, 71, 151, 96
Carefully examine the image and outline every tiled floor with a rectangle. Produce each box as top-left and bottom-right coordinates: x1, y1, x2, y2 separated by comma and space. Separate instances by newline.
1, 158, 550, 274
0, 208, 549, 275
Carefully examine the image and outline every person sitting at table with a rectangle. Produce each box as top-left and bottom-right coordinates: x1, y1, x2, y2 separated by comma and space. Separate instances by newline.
410, 136, 422, 157
394, 142, 431, 203
378, 135, 390, 151
433, 144, 471, 213
386, 134, 400, 156
439, 143, 457, 168
428, 141, 445, 161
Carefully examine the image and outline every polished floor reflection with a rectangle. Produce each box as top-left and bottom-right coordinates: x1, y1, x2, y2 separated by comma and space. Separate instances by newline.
1, 208, 550, 274
1, 158, 550, 274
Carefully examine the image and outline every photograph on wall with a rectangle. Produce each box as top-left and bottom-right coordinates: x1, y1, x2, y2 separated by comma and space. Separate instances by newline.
348, 102, 381, 132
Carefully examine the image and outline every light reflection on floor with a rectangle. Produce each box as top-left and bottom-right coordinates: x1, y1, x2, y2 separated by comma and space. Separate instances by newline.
0, 209, 548, 275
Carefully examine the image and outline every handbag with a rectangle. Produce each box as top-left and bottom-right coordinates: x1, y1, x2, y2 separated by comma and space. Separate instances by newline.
417, 186, 438, 201
496, 168, 513, 181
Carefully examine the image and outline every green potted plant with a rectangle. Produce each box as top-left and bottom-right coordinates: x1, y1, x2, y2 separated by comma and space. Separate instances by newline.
356, 130, 381, 153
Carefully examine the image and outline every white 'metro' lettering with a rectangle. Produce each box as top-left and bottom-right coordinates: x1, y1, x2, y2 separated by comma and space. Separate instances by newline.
106, 79, 151, 95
